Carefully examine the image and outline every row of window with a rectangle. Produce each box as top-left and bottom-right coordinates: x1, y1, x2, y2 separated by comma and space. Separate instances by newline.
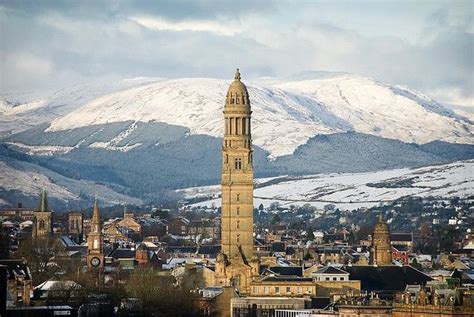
224, 155, 252, 169
227, 93, 248, 105
226, 117, 251, 135
253, 286, 313, 295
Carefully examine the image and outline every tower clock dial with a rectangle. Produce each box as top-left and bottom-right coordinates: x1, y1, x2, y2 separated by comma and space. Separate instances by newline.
90, 257, 101, 267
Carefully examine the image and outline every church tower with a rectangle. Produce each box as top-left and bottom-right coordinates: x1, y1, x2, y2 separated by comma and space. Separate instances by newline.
33, 189, 52, 239
372, 215, 392, 265
221, 69, 254, 260
87, 195, 104, 269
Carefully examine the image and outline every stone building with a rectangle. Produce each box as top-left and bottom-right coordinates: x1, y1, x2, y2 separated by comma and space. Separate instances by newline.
372, 215, 392, 265
33, 190, 52, 239
220, 68, 254, 260
68, 211, 83, 243
86, 196, 104, 269
215, 69, 260, 295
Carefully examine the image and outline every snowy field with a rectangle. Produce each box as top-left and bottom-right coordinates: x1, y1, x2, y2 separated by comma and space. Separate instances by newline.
179, 160, 474, 210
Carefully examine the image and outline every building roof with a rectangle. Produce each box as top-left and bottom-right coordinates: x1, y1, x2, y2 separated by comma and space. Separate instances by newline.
341, 265, 432, 293
315, 266, 349, 275
107, 248, 136, 259
390, 233, 413, 242
0, 259, 31, 281
268, 266, 303, 277
197, 245, 221, 255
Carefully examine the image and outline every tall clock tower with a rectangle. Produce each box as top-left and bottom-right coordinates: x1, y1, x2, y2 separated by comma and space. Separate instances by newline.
87, 195, 104, 269
221, 69, 254, 260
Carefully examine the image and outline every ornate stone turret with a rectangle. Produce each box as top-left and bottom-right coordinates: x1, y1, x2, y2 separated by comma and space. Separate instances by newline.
221, 68, 254, 261
372, 215, 392, 265
87, 195, 104, 269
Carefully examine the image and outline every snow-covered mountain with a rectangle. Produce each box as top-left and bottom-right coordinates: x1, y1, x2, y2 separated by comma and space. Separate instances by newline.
0, 77, 162, 137
180, 160, 474, 211
18, 72, 471, 158
1, 72, 473, 206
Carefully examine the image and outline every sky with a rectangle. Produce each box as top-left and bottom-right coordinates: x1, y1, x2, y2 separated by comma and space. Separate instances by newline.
0, 0, 473, 110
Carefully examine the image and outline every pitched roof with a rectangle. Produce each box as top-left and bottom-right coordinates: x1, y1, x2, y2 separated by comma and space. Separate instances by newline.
342, 265, 432, 293
390, 233, 412, 242
107, 248, 136, 259
316, 266, 349, 275
269, 266, 303, 277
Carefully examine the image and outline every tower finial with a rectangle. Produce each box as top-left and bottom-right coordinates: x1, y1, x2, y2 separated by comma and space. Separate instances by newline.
234, 68, 241, 81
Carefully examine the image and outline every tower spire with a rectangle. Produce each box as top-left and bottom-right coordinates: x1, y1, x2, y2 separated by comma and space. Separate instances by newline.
37, 189, 49, 212
92, 194, 101, 232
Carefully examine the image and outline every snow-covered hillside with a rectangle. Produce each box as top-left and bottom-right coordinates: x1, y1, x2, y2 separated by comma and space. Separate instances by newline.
0, 77, 162, 137
179, 160, 474, 210
0, 158, 143, 207
38, 73, 473, 157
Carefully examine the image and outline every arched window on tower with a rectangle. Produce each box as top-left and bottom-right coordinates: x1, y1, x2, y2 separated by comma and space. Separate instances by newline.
236, 96, 240, 104
38, 219, 45, 230
235, 158, 242, 170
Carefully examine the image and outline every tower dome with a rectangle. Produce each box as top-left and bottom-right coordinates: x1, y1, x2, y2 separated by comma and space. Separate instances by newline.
374, 214, 390, 236
226, 69, 250, 106
372, 214, 392, 265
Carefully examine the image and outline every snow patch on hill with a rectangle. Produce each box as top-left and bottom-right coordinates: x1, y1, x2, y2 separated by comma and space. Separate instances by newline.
180, 160, 474, 210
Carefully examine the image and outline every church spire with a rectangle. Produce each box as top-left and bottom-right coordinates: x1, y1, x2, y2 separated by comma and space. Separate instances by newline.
92, 194, 101, 232
37, 189, 49, 212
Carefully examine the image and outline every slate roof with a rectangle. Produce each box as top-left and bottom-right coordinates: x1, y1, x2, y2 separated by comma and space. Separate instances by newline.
315, 266, 349, 275
261, 275, 313, 282
0, 259, 31, 281
166, 246, 197, 253
390, 233, 413, 242
341, 265, 432, 293
269, 266, 303, 277
197, 245, 221, 255
107, 248, 136, 259
271, 242, 286, 253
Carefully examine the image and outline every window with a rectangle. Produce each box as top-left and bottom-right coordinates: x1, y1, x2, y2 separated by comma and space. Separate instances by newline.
333, 277, 337, 281
235, 158, 242, 170
236, 117, 240, 134
326, 277, 330, 281
236, 194, 240, 201
229, 118, 233, 134
38, 219, 45, 230
236, 207, 240, 215
286, 287, 291, 293
264, 287, 269, 294
253, 287, 258, 294
297, 287, 302, 294
237, 221, 240, 229
275, 287, 280, 294
236, 235, 240, 243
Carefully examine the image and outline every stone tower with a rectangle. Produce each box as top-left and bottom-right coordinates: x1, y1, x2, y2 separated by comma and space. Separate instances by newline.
372, 215, 392, 265
87, 195, 104, 269
221, 69, 254, 261
33, 189, 52, 239
68, 212, 84, 243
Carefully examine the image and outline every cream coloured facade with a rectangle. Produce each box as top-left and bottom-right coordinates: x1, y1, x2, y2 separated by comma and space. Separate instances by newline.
220, 69, 254, 261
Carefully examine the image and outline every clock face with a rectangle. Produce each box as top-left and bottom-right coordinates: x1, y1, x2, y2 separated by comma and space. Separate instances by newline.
90, 257, 101, 267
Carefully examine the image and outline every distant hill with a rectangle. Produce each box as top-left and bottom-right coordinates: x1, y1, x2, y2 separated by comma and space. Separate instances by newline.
0, 72, 473, 207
